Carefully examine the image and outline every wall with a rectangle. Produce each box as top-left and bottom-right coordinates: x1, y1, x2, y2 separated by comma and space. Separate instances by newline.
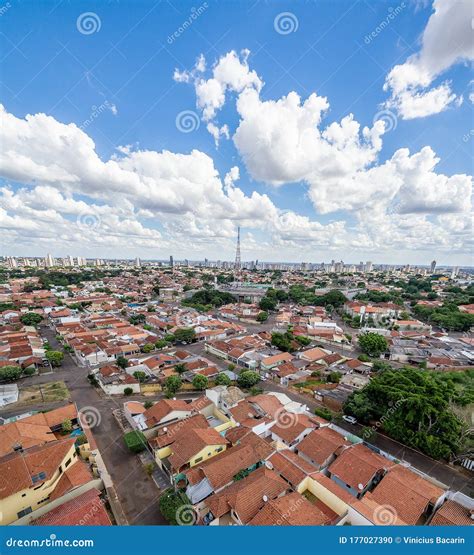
140, 383, 162, 393
297, 476, 349, 517
190, 443, 227, 467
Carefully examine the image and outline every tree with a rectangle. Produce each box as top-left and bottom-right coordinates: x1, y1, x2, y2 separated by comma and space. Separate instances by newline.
358, 332, 388, 357
259, 297, 277, 311
372, 360, 392, 372
256, 311, 268, 322
173, 328, 196, 344
124, 387, 134, 396
155, 339, 168, 349
0, 365, 22, 382
164, 375, 182, 398
46, 351, 64, 367
20, 312, 43, 326
141, 343, 154, 353
271, 331, 294, 352
192, 374, 208, 390
237, 370, 260, 389
144, 401, 153, 409
129, 314, 146, 325
327, 371, 342, 383
117, 356, 128, 369
62, 419, 72, 433
343, 368, 467, 460
215, 373, 231, 386
124, 430, 147, 453
133, 371, 147, 383
174, 363, 187, 374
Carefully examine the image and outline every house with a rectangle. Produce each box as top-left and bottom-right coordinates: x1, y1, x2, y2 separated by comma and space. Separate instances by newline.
429, 499, 474, 526
296, 427, 350, 470
0, 404, 78, 458
327, 443, 389, 498
95, 365, 140, 395
249, 491, 337, 525
267, 450, 319, 489
31, 488, 112, 526
0, 438, 93, 525
203, 466, 289, 525
205, 385, 246, 414
363, 465, 445, 524
184, 431, 274, 505
270, 412, 321, 448
261, 352, 295, 372
143, 396, 212, 429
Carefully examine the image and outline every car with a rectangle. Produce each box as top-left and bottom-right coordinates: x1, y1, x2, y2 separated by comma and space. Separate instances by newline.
342, 415, 357, 425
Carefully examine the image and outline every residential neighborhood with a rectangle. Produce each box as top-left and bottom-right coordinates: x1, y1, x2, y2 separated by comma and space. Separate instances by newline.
0, 258, 472, 527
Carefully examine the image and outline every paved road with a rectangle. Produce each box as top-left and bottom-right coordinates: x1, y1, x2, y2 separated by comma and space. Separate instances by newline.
0, 325, 167, 525
261, 380, 473, 497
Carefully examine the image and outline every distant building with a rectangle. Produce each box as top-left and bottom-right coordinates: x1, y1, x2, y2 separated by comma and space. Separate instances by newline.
430, 260, 437, 273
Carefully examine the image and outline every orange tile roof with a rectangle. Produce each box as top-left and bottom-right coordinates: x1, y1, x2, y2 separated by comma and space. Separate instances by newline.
0, 438, 76, 499
328, 443, 390, 491
297, 427, 350, 467
168, 428, 228, 471
249, 491, 332, 525
49, 459, 94, 501
268, 450, 319, 487
430, 500, 473, 526
206, 466, 288, 524
368, 465, 444, 524
32, 488, 112, 526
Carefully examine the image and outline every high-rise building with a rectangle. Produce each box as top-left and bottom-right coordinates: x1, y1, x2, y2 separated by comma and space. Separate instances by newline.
234, 226, 241, 271
430, 260, 437, 273
169, 255, 174, 268
365, 261, 373, 273
44, 253, 55, 267
135, 257, 141, 268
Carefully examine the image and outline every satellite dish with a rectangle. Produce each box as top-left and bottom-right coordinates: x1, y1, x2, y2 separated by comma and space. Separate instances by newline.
262, 495, 268, 502
163, 427, 168, 433
358, 483, 364, 491
265, 461, 274, 470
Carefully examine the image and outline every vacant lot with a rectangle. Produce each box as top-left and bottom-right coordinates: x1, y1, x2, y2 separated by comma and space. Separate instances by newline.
17, 381, 70, 406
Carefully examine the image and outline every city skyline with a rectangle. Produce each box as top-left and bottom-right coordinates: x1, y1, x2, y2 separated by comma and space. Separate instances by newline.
1, 1, 473, 264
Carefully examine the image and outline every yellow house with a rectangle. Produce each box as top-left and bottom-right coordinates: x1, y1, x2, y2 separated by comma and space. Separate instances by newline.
158, 427, 229, 477
0, 438, 92, 525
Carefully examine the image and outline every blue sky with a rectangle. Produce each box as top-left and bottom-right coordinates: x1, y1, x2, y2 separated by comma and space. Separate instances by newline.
1, 0, 472, 264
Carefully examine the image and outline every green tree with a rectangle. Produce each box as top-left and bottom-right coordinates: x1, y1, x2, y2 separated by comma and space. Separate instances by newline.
358, 332, 388, 357
164, 375, 182, 398
155, 339, 169, 349
141, 343, 154, 353
343, 368, 467, 460
133, 371, 147, 382
237, 370, 260, 389
117, 356, 128, 369
62, 419, 72, 433
256, 311, 268, 322
124, 387, 134, 395
215, 373, 231, 386
0, 366, 23, 381
192, 374, 208, 390
20, 312, 43, 326
173, 328, 196, 344
174, 363, 187, 374
372, 360, 392, 372
46, 351, 64, 367
259, 297, 277, 311
144, 401, 153, 409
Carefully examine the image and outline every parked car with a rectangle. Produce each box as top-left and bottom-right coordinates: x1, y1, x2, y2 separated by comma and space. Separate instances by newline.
342, 415, 357, 425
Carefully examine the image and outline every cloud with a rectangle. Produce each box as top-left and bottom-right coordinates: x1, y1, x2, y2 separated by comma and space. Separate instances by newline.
383, 0, 473, 119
